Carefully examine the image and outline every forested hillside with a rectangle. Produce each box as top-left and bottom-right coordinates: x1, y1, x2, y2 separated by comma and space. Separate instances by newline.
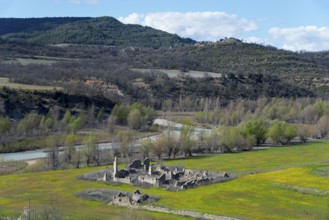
0, 17, 329, 118
0, 17, 195, 48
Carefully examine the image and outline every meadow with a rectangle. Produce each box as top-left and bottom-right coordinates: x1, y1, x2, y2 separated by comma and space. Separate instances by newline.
0, 77, 62, 91
1, 140, 329, 219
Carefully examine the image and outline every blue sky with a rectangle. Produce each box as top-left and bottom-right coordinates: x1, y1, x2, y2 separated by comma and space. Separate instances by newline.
1, 0, 329, 51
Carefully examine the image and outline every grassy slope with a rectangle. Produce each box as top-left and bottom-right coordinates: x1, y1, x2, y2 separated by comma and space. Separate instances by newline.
165, 140, 329, 174
0, 77, 62, 91
0, 167, 189, 220
1, 140, 329, 219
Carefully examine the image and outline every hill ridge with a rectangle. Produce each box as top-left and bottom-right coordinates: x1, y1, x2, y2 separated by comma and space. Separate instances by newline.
0, 16, 195, 48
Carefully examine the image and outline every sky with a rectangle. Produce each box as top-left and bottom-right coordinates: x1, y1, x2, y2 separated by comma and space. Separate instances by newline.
1, 0, 329, 51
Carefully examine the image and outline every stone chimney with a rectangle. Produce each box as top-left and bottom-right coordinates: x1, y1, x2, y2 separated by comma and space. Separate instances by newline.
148, 165, 152, 175
113, 156, 118, 179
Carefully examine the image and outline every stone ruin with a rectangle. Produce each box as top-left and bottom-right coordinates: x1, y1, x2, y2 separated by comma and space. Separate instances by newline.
110, 189, 150, 206
76, 188, 157, 207
86, 157, 232, 191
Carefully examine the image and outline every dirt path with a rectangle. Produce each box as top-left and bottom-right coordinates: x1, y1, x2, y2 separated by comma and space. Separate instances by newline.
25, 159, 38, 166
110, 203, 240, 220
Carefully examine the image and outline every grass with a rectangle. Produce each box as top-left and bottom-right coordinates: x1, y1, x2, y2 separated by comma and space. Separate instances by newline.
0, 161, 28, 175
0, 77, 63, 91
1, 140, 329, 219
0, 167, 191, 220
165, 140, 329, 174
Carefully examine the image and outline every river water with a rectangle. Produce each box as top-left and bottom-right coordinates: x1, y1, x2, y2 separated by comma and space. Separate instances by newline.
0, 142, 113, 161
0, 119, 206, 162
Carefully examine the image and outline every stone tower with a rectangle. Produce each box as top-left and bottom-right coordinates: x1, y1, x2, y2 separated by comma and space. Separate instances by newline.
113, 156, 118, 179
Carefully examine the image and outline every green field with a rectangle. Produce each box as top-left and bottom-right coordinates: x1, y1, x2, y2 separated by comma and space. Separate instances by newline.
0, 77, 63, 91
3, 56, 74, 66
1, 140, 329, 219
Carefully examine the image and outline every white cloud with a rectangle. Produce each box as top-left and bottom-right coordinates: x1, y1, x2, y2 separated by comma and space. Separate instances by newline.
244, 36, 271, 45
269, 26, 329, 51
119, 13, 143, 24
118, 12, 258, 41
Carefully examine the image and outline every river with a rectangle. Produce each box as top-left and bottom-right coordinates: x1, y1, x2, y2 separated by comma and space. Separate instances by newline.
0, 142, 114, 161
0, 119, 206, 162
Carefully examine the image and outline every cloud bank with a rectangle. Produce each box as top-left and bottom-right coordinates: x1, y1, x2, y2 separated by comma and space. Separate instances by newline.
269, 26, 329, 51
119, 12, 258, 41
119, 11, 329, 51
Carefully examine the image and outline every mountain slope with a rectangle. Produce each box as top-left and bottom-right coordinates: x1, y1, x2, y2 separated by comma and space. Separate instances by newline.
126, 38, 329, 93
0, 17, 90, 35
0, 17, 195, 48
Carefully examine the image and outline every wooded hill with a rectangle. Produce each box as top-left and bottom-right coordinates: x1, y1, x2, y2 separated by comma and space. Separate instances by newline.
0, 17, 195, 48
0, 17, 329, 118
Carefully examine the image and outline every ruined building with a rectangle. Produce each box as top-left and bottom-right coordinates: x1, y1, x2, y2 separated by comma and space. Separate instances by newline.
100, 157, 231, 191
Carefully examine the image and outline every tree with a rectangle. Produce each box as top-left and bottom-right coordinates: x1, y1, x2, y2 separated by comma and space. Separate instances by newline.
111, 104, 130, 124
87, 104, 96, 127
45, 117, 54, 131
152, 136, 165, 160
107, 115, 117, 133
268, 120, 286, 145
47, 135, 60, 170
161, 130, 178, 159
297, 124, 312, 143
117, 130, 135, 158
139, 138, 153, 159
48, 106, 60, 132
0, 116, 10, 134
17, 112, 40, 135
96, 107, 105, 123
196, 130, 207, 153
83, 135, 97, 166
219, 126, 248, 152
317, 115, 329, 138
243, 117, 268, 146
64, 134, 76, 163
67, 116, 83, 134
268, 120, 296, 145
127, 108, 142, 130
0, 116, 11, 144
60, 110, 72, 132
284, 124, 297, 143
178, 125, 195, 156
206, 129, 221, 152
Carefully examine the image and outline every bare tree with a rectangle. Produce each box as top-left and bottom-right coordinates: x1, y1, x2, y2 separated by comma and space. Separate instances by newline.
47, 135, 60, 170
107, 115, 117, 133
317, 115, 329, 138
64, 134, 76, 163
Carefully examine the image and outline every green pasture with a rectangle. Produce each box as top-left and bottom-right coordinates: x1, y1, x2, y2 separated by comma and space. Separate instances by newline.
0, 77, 62, 91
166, 140, 329, 174
1, 140, 329, 219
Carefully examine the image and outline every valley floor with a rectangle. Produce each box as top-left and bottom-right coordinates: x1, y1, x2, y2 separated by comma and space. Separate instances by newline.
1, 140, 329, 219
